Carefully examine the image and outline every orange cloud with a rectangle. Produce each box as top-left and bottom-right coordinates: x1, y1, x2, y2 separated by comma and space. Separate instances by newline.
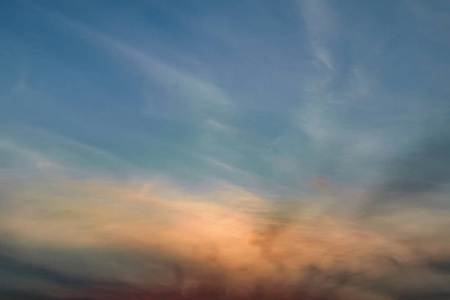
1, 176, 449, 299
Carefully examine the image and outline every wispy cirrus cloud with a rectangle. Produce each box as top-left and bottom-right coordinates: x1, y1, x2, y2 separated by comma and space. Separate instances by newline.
102, 36, 234, 109
299, 0, 337, 72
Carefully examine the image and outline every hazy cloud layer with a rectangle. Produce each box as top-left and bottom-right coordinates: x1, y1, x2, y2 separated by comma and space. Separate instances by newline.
0, 170, 449, 299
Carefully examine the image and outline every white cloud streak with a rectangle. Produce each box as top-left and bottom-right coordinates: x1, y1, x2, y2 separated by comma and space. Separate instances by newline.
299, 0, 337, 72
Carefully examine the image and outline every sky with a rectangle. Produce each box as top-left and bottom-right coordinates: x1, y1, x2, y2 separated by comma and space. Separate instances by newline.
1, 0, 450, 299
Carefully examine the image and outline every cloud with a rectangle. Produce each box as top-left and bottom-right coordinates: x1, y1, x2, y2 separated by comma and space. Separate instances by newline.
1, 2, 450, 298
0, 126, 139, 179
0, 253, 98, 289
299, 0, 337, 72
0, 171, 449, 299
366, 128, 450, 213
92, 32, 235, 117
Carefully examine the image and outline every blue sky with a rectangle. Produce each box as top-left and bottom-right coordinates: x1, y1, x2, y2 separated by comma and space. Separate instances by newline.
2, 0, 450, 196
1, 1, 450, 299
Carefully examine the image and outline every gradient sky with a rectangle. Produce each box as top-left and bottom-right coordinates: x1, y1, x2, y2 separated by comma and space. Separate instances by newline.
1, 1, 450, 299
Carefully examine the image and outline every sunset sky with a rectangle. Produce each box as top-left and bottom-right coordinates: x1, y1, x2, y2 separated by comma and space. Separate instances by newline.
1, 1, 450, 299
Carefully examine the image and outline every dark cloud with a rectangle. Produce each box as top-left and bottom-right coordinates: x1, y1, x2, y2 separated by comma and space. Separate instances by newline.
1, 238, 450, 300
0, 248, 168, 300
396, 290, 450, 300
0, 289, 92, 300
366, 131, 450, 213
427, 257, 450, 274
0, 253, 99, 288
